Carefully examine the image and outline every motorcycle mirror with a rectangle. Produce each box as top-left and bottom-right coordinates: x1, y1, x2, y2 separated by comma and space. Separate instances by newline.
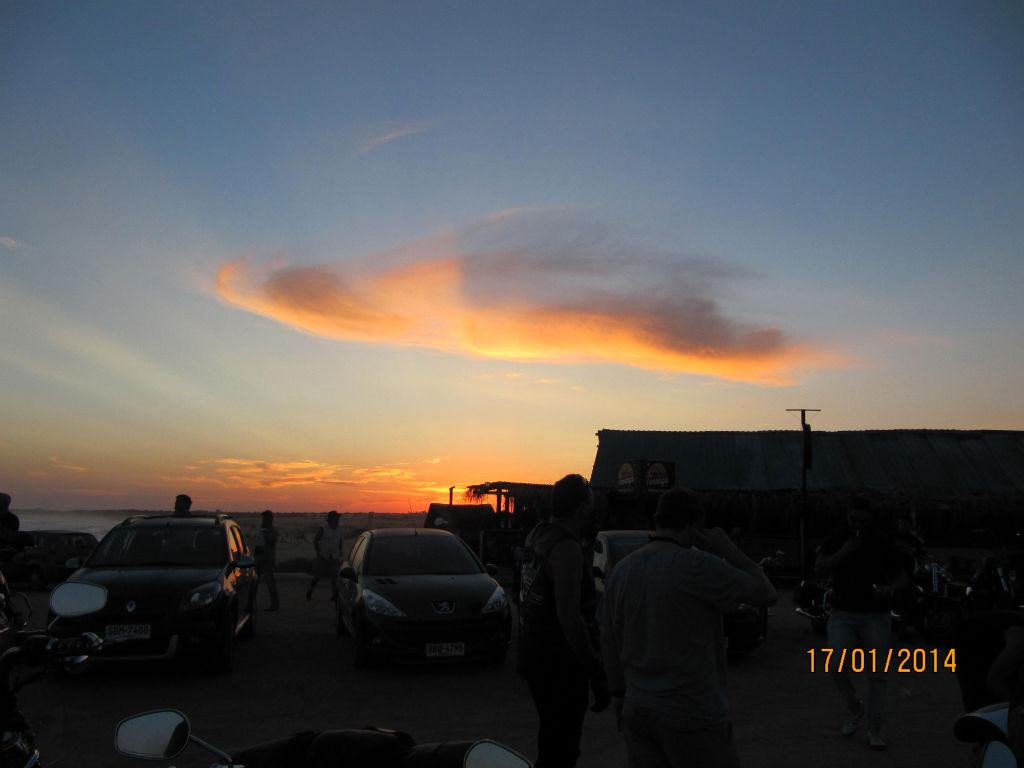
463, 740, 533, 768
980, 740, 1017, 768
115, 710, 191, 760
49, 582, 107, 617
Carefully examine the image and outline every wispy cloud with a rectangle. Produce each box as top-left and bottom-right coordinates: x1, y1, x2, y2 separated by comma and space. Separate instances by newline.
216, 210, 844, 384
355, 120, 432, 155
0, 237, 22, 250
178, 458, 425, 493
49, 456, 87, 472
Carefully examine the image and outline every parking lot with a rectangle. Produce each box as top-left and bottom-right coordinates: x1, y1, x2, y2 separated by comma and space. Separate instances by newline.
19, 574, 971, 768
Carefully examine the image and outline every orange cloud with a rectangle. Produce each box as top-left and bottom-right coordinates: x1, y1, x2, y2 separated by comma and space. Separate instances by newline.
49, 456, 87, 472
216, 210, 843, 384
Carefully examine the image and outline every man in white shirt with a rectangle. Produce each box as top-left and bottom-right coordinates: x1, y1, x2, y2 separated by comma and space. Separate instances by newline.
599, 488, 777, 767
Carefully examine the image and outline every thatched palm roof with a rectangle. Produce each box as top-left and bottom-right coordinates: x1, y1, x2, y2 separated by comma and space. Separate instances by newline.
464, 481, 552, 513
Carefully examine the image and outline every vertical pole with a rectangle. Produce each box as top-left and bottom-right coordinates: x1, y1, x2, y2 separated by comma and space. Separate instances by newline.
787, 408, 820, 577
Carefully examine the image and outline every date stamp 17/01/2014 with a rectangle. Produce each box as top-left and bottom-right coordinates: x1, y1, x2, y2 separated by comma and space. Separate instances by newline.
807, 647, 956, 674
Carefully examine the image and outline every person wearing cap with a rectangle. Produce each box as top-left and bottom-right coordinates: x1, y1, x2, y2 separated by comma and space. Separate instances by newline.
307, 510, 344, 602
256, 510, 280, 611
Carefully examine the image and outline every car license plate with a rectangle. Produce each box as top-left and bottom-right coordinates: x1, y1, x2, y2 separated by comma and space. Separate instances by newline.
425, 642, 465, 658
106, 623, 151, 642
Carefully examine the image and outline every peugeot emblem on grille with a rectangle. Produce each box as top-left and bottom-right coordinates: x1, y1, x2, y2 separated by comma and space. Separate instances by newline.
433, 600, 454, 615
126, 600, 137, 613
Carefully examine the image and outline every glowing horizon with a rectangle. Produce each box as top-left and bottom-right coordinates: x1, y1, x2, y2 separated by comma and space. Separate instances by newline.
2, 4, 1021, 514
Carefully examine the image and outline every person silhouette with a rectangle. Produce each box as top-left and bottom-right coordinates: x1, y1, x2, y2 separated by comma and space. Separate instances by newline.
173, 494, 192, 517
255, 510, 281, 611
307, 511, 343, 601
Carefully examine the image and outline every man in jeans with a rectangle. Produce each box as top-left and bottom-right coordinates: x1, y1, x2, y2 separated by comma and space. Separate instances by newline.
815, 496, 906, 751
599, 488, 777, 768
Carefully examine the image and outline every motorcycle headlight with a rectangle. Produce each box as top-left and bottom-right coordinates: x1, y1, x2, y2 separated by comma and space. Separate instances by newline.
362, 589, 405, 617
481, 586, 509, 615
180, 581, 222, 611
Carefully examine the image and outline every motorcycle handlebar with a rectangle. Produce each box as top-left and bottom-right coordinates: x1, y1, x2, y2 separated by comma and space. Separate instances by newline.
47, 633, 102, 658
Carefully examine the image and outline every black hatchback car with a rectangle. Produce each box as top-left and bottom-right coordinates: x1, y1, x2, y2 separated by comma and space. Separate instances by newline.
51, 514, 257, 672
336, 528, 512, 667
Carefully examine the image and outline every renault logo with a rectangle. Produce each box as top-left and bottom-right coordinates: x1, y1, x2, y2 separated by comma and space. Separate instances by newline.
432, 601, 454, 615
126, 600, 137, 613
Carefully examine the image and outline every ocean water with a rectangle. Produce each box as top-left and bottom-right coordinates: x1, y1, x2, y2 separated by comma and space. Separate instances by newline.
14, 510, 137, 540
12, 510, 427, 541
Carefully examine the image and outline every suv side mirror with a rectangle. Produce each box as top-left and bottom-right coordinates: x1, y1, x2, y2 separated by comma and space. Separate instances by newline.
338, 565, 357, 581
234, 554, 256, 569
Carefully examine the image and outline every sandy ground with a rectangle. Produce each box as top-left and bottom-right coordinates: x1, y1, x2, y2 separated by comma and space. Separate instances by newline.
15, 567, 976, 768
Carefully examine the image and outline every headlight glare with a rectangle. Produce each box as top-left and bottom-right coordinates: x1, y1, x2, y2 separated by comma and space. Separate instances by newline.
362, 589, 406, 617
481, 586, 509, 614
180, 581, 221, 611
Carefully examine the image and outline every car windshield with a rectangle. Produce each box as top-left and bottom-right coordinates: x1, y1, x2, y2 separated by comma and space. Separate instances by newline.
87, 526, 227, 568
365, 535, 482, 576
607, 535, 651, 568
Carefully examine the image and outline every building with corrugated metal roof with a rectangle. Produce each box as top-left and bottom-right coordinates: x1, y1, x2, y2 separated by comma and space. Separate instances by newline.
590, 429, 1024, 551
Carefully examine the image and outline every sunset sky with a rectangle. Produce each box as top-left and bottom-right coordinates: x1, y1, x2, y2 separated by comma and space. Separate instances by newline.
2, 2, 1022, 513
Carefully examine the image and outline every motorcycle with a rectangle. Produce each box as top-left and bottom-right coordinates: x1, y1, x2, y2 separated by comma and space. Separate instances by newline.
0, 580, 105, 768
894, 558, 968, 644
968, 558, 1022, 614
794, 578, 832, 634
115, 709, 534, 768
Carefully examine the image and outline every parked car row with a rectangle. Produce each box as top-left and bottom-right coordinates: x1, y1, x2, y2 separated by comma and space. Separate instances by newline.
30, 516, 777, 676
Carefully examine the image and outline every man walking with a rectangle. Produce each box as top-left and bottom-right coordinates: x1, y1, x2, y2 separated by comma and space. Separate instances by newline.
815, 496, 905, 750
520, 473, 609, 768
599, 488, 777, 768
307, 510, 344, 601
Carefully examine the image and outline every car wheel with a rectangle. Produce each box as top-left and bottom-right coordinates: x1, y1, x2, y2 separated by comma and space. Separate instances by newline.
352, 615, 373, 669
239, 593, 256, 640
919, 598, 966, 644
335, 603, 350, 637
27, 566, 44, 591
210, 610, 236, 674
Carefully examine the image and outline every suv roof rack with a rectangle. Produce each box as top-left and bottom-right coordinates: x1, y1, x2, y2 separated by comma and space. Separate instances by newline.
118, 513, 233, 526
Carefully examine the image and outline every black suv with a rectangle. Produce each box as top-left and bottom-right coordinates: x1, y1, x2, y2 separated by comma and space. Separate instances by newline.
53, 514, 257, 672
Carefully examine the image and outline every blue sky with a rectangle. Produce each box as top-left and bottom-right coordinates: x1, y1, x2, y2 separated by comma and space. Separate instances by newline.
2, 1, 1022, 512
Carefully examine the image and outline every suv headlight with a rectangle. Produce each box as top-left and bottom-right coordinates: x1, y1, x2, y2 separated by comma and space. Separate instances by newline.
180, 581, 222, 611
362, 589, 405, 617
481, 586, 509, 615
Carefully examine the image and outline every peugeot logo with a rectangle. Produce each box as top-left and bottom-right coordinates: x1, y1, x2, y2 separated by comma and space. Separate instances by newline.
125, 600, 137, 613
432, 600, 454, 615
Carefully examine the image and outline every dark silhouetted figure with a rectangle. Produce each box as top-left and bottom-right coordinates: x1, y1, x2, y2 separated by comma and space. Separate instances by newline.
307, 510, 343, 602
987, 622, 1024, 764
519, 474, 609, 768
815, 496, 906, 751
256, 510, 280, 611
0, 493, 34, 567
599, 488, 776, 768
173, 494, 192, 517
